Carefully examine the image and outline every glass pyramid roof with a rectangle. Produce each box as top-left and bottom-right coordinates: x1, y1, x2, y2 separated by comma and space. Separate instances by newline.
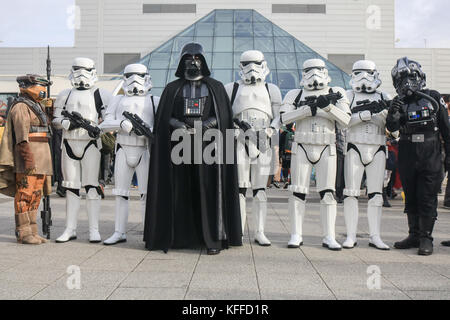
138, 9, 351, 97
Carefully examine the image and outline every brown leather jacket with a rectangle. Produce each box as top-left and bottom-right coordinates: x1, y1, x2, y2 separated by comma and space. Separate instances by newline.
9, 100, 52, 175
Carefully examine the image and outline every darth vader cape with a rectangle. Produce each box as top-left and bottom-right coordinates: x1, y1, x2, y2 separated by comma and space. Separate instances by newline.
143, 77, 242, 252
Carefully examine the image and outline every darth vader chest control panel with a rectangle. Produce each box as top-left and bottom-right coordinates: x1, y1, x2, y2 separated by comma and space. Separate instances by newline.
183, 81, 209, 117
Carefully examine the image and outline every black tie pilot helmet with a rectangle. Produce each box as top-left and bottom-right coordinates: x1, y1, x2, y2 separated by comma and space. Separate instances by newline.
175, 42, 211, 80
391, 57, 426, 97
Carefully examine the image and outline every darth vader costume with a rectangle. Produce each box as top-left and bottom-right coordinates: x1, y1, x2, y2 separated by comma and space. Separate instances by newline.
143, 43, 242, 254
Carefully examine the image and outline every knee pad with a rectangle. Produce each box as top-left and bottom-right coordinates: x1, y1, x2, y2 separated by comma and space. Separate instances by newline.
320, 191, 336, 205
368, 193, 383, 207
85, 185, 101, 200
66, 188, 80, 197
293, 193, 306, 201
319, 190, 335, 201
253, 189, 267, 201
239, 188, 247, 197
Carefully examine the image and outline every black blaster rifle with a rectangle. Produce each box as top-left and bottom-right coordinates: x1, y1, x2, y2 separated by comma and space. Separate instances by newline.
351, 99, 390, 114
62, 110, 101, 139
298, 91, 343, 111
233, 118, 252, 132
122, 111, 154, 142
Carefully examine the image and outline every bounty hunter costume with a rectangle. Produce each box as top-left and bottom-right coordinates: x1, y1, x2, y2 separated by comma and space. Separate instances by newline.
53, 58, 112, 243
225, 50, 282, 246
387, 57, 450, 256
343, 60, 392, 250
100, 64, 159, 245
143, 43, 242, 255
281, 59, 351, 250
0, 75, 52, 244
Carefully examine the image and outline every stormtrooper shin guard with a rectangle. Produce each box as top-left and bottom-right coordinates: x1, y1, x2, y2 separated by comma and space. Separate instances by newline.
56, 190, 80, 243
288, 195, 305, 248
343, 196, 359, 249
239, 193, 247, 235
104, 196, 129, 245
86, 188, 101, 243
253, 190, 271, 246
320, 192, 341, 250
368, 194, 389, 250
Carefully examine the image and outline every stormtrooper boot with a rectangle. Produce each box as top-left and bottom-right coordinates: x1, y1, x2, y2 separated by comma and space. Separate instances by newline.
320, 193, 342, 251
287, 195, 305, 248
56, 190, 80, 243
239, 193, 247, 235
343, 196, 358, 249
87, 197, 101, 243
253, 191, 271, 246
104, 196, 129, 245
368, 195, 390, 250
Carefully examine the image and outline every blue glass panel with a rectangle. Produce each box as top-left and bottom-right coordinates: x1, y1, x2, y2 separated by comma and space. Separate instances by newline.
266, 71, 278, 85
280, 89, 292, 98
275, 37, 295, 53
166, 69, 178, 83
328, 70, 346, 88
212, 69, 233, 84
234, 37, 254, 52
151, 69, 168, 87
151, 88, 164, 97
294, 40, 314, 53
233, 52, 242, 69
253, 23, 273, 37
234, 22, 253, 37
296, 52, 320, 70
273, 25, 291, 37
139, 54, 151, 68
263, 52, 276, 70
214, 37, 233, 52
277, 70, 300, 90
203, 53, 213, 68
253, 11, 268, 23
154, 39, 173, 53
195, 37, 213, 52
169, 52, 180, 68
215, 22, 233, 36
149, 53, 170, 69
199, 11, 215, 23
178, 25, 195, 37
172, 37, 194, 52
233, 70, 241, 81
234, 10, 252, 22
215, 10, 233, 22
254, 37, 274, 52
276, 53, 298, 70
212, 52, 233, 69
196, 23, 214, 36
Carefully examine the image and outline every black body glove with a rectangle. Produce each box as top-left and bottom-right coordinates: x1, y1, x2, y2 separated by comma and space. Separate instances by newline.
202, 117, 218, 130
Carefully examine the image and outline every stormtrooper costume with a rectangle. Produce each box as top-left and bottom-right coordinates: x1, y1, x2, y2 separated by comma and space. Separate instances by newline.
281, 59, 351, 250
100, 64, 159, 245
225, 50, 282, 246
53, 57, 112, 243
343, 60, 391, 250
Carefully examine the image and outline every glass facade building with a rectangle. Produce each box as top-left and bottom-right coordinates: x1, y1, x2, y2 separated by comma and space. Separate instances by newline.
138, 9, 351, 97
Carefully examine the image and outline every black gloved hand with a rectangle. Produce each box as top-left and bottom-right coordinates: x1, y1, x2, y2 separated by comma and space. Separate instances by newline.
316, 95, 331, 109
169, 118, 190, 130
202, 117, 218, 130
389, 97, 405, 114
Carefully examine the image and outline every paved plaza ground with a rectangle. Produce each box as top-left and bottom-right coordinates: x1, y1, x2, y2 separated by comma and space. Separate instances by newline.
1, 186, 450, 300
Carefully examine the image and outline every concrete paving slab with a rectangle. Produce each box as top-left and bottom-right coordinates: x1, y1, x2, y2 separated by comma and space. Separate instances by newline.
108, 287, 186, 300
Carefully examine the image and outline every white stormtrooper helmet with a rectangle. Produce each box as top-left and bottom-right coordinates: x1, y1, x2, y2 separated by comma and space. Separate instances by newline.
69, 57, 98, 89
239, 50, 269, 84
350, 60, 381, 93
300, 59, 330, 90
122, 63, 152, 96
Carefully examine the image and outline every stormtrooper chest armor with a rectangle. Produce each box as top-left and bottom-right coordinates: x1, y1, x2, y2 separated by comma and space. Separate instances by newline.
347, 92, 386, 145
294, 87, 336, 145
233, 83, 273, 126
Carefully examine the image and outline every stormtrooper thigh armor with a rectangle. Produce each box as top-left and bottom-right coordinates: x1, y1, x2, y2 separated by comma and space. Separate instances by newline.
288, 143, 341, 250
57, 139, 102, 243
343, 145, 389, 250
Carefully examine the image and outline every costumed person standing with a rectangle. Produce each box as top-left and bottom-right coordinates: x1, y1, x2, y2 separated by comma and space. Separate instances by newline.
342, 60, 392, 250
143, 43, 242, 255
387, 57, 450, 256
280, 59, 351, 250
225, 50, 282, 246
100, 64, 159, 245
0, 75, 52, 244
53, 58, 112, 243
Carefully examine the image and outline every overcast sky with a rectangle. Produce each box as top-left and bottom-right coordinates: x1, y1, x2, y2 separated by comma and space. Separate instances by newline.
0, 0, 449, 48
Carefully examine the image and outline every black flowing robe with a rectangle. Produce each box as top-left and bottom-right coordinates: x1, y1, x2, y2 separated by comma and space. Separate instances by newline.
143, 77, 242, 252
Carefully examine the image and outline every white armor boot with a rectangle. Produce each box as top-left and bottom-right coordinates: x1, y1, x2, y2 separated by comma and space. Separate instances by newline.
56, 190, 80, 243
344, 60, 391, 251
100, 63, 159, 245
53, 57, 112, 243
287, 195, 305, 248
224, 50, 282, 247
253, 190, 271, 246
280, 59, 351, 250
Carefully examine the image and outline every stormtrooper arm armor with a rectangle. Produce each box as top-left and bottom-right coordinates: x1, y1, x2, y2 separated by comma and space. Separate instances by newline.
268, 83, 282, 130
97, 88, 113, 122
316, 88, 351, 128
280, 89, 311, 125
370, 92, 391, 128
52, 89, 72, 129
99, 95, 122, 131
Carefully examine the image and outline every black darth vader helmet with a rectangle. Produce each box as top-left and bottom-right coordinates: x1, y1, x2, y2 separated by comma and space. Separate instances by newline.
391, 57, 426, 97
175, 42, 211, 79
